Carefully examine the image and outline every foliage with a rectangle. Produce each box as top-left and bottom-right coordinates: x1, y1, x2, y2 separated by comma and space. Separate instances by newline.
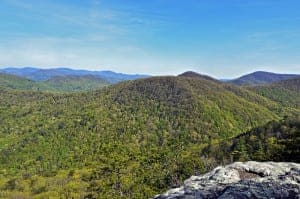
249, 77, 300, 109
0, 73, 109, 92
205, 116, 300, 163
0, 75, 298, 198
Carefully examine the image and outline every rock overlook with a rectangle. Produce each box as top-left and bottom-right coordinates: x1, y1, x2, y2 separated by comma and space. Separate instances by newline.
154, 161, 300, 199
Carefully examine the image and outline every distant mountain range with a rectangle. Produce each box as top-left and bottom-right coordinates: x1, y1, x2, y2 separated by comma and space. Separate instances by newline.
228, 71, 300, 86
0, 67, 149, 83
0, 73, 110, 92
0, 68, 299, 93
1, 67, 299, 86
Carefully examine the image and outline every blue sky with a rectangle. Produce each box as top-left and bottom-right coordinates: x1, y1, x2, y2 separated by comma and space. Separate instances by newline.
0, 0, 300, 78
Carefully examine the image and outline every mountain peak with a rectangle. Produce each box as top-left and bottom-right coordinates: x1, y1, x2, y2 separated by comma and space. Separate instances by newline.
230, 71, 300, 86
178, 71, 218, 82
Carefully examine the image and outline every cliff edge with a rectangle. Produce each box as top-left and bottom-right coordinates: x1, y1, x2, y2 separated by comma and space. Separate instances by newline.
154, 161, 300, 199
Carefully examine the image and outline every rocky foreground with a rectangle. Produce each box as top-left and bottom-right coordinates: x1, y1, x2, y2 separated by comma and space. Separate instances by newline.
154, 161, 300, 199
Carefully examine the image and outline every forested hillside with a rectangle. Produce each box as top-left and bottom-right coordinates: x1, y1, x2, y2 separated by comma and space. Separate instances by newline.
205, 115, 300, 163
0, 73, 109, 92
43, 75, 109, 92
249, 77, 300, 109
0, 75, 298, 198
0, 73, 50, 91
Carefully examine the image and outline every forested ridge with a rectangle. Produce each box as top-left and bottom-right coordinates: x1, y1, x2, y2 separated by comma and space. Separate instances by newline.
205, 115, 300, 164
0, 73, 109, 92
249, 77, 300, 109
0, 75, 299, 198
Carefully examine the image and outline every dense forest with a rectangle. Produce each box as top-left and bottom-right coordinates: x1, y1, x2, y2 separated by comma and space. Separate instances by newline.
0, 74, 299, 198
249, 77, 300, 109
205, 115, 300, 164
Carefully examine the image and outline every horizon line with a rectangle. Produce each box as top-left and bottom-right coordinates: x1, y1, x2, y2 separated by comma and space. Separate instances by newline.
0, 66, 299, 79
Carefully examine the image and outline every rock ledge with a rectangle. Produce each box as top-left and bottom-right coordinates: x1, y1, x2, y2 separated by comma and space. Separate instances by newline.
154, 161, 300, 199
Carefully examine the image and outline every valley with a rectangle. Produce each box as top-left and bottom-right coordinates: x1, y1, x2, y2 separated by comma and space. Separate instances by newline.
2, 1, 300, 198
0, 70, 299, 198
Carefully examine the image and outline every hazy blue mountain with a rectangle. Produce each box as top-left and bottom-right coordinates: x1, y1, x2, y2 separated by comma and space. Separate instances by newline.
0, 67, 40, 77
0, 67, 149, 83
229, 71, 299, 86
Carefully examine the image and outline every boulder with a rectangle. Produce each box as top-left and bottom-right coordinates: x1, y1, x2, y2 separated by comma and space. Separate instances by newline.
154, 161, 300, 199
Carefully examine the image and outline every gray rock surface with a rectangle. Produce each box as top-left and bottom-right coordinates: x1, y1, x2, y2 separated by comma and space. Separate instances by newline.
154, 161, 300, 199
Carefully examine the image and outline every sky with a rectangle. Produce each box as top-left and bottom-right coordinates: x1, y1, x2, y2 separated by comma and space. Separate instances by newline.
0, 0, 300, 78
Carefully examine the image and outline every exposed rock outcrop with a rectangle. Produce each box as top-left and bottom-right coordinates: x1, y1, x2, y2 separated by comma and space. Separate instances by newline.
154, 161, 300, 199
